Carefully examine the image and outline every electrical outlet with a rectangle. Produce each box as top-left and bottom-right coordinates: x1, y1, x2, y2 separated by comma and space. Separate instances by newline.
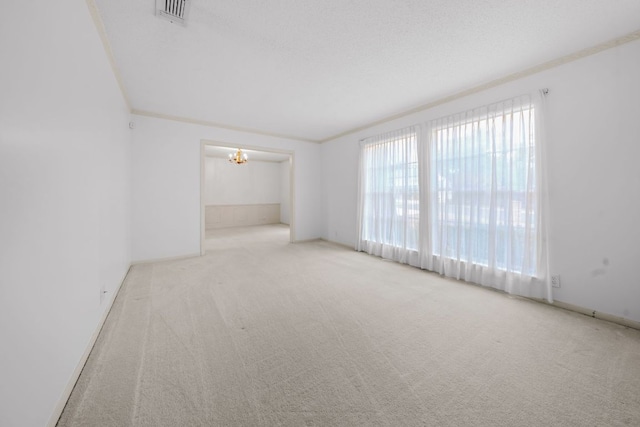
551, 275, 561, 288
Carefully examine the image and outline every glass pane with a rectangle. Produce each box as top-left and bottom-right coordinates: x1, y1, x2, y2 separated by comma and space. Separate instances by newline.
431, 106, 537, 276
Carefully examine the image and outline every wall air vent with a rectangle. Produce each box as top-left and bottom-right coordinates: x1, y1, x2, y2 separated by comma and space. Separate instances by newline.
156, 0, 189, 25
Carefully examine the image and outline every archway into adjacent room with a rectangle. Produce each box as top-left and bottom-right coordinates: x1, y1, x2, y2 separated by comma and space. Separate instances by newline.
199, 141, 295, 255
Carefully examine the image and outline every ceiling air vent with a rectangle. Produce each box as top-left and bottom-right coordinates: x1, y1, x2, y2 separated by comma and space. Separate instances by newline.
156, 0, 189, 25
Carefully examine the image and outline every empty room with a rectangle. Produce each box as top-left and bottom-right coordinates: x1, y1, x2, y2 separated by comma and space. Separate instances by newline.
202, 144, 292, 247
1, 1, 640, 426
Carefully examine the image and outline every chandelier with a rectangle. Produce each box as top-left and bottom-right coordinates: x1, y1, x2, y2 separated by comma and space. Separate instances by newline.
228, 148, 248, 165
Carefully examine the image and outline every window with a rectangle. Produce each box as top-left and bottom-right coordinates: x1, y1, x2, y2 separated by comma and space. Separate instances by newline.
358, 127, 419, 254
357, 94, 548, 299
429, 97, 537, 276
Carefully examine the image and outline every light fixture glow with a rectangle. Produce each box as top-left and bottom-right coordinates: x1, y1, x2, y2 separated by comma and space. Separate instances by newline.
228, 148, 248, 165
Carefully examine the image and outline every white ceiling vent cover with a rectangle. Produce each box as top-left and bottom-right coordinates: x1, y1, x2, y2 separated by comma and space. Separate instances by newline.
156, 0, 189, 25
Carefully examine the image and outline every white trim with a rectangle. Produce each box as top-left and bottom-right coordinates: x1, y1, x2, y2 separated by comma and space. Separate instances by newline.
85, 2, 640, 146
534, 299, 640, 331
134, 109, 319, 144
47, 267, 130, 427
319, 29, 640, 143
131, 253, 202, 265
200, 141, 206, 255
200, 140, 296, 250
85, 0, 132, 110
292, 238, 322, 244
289, 152, 296, 242
204, 153, 285, 163
319, 238, 356, 251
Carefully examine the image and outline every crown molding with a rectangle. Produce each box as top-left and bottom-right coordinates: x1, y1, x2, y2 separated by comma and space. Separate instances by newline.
131, 109, 321, 144
318, 29, 640, 143
85, 0, 132, 111
87, 1, 639, 145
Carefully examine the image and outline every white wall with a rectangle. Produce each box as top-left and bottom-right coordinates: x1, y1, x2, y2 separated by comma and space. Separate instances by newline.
0, 2, 132, 426
321, 39, 640, 323
131, 115, 322, 261
205, 157, 281, 205
280, 160, 291, 225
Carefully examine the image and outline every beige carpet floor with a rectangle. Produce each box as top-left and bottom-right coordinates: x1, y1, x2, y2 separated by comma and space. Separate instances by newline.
58, 224, 640, 426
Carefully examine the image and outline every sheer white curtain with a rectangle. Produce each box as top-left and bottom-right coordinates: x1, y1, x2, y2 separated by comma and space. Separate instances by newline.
357, 126, 420, 265
420, 94, 551, 300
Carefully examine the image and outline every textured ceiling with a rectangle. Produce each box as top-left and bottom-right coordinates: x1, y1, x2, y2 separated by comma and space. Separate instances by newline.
94, 0, 640, 142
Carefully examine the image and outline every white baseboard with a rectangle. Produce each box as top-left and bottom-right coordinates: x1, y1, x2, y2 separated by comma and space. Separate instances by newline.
536, 299, 640, 331
293, 237, 322, 244
131, 252, 201, 265
319, 238, 356, 251
320, 240, 640, 331
47, 266, 131, 427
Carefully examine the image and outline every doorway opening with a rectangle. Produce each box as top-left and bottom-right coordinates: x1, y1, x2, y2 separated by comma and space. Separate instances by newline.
200, 141, 295, 255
